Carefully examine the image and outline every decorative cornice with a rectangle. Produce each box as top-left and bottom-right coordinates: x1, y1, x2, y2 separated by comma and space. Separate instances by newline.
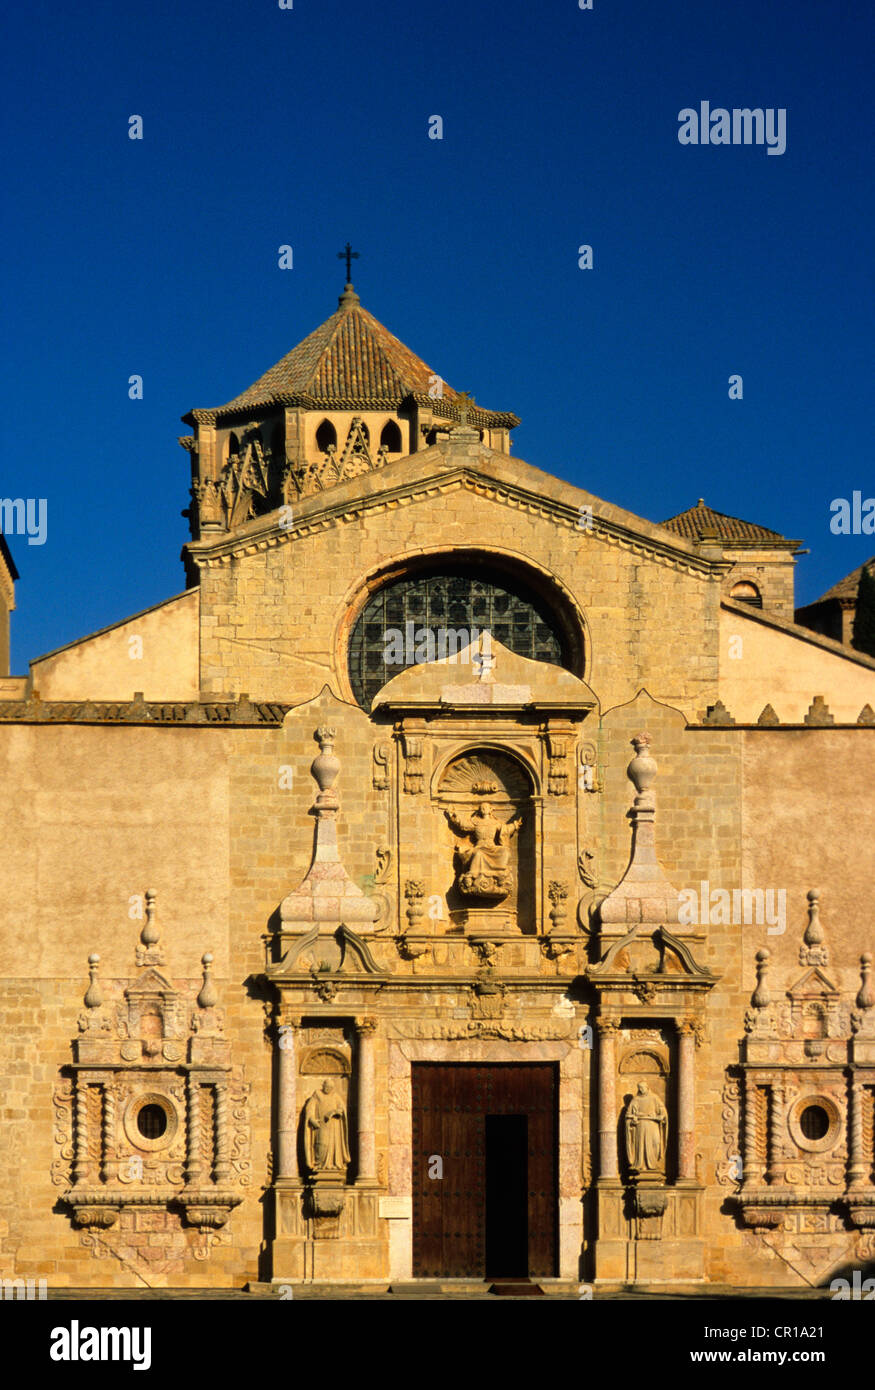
185, 466, 726, 582
0, 697, 292, 725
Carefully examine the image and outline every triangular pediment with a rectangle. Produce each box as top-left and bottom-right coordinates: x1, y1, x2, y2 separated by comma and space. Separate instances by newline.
190, 438, 713, 578
787, 966, 840, 999
124, 967, 178, 997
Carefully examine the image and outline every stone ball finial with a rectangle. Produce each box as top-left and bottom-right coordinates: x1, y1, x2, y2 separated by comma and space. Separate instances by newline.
84, 953, 103, 1009
140, 889, 160, 948
197, 951, 219, 1009
751, 948, 771, 1009
857, 952, 875, 1011
311, 726, 340, 796
627, 732, 657, 796
803, 889, 824, 945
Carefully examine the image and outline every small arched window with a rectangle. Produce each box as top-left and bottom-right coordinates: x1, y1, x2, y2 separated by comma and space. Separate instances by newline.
315, 419, 337, 453
730, 581, 762, 609
380, 420, 403, 453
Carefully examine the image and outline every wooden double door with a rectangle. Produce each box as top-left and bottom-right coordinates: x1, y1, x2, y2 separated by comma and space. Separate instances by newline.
412, 1063, 558, 1279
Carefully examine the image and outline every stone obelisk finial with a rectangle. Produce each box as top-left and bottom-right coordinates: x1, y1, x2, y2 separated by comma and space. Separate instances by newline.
278, 725, 380, 935
310, 726, 341, 864
597, 731, 681, 933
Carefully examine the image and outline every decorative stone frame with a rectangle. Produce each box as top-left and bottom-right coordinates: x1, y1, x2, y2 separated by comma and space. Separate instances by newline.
787, 1093, 843, 1154
385, 1037, 583, 1282
123, 1091, 181, 1153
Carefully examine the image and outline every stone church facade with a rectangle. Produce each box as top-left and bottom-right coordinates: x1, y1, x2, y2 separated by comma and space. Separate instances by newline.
1, 281, 874, 1290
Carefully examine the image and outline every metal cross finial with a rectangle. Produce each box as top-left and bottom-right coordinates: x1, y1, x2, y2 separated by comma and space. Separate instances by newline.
337, 242, 360, 282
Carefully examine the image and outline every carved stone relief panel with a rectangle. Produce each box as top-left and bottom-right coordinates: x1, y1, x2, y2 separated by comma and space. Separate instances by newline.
54, 916, 251, 1267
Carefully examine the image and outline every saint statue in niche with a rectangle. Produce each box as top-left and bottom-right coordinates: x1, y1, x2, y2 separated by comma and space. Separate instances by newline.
444, 801, 523, 902
624, 1081, 668, 1175
302, 1079, 351, 1173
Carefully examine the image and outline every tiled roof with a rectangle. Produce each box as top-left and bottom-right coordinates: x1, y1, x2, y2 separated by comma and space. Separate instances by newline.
660, 499, 792, 544
219, 288, 450, 411
812, 556, 875, 604
197, 287, 519, 427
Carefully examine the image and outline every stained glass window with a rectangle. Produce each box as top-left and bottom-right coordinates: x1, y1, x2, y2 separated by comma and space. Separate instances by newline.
348, 566, 569, 707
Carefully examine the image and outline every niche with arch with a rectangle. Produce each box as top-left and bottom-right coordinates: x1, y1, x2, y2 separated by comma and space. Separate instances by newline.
435, 748, 537, 935
617, 1039, 676, 1182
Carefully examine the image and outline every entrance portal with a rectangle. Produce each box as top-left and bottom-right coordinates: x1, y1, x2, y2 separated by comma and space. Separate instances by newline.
411, 1063, 557, 1279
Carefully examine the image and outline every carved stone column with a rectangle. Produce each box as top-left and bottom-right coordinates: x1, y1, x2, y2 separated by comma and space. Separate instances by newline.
768, 1077, 785, 1186
101, 1081, 116, 1184
598, 1019, 620, 1179
73, 1081, 91, 1186
742, 1074, 765, 1187
677, 1021, 696, 1180
356, 1018, 378, 1184
276, 1011, 300, 1181
848, 1077, 866, 1189
213, 1082, 230, 1184
185, 1075, 202, 1187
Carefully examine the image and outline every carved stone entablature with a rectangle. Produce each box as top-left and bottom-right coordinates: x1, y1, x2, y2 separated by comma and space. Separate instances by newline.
54, 925, 250, 1248
389, 1018, 575, 1041
729, 894, 875, 1233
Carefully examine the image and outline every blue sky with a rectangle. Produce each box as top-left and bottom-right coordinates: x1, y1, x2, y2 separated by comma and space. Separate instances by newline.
2, 0, 872, 669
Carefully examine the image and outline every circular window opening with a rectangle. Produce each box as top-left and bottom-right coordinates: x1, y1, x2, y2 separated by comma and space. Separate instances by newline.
799, 1104, 830, 1142
137, 1103, 168, 1141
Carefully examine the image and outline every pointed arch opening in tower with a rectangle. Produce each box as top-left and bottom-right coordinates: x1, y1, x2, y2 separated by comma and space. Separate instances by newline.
315, 419, 337, 453
380, 420, 403, 453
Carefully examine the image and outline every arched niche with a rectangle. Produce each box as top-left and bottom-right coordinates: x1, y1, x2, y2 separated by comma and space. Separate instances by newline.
617, 1044, 675, 1183
435, 748, 536, 935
